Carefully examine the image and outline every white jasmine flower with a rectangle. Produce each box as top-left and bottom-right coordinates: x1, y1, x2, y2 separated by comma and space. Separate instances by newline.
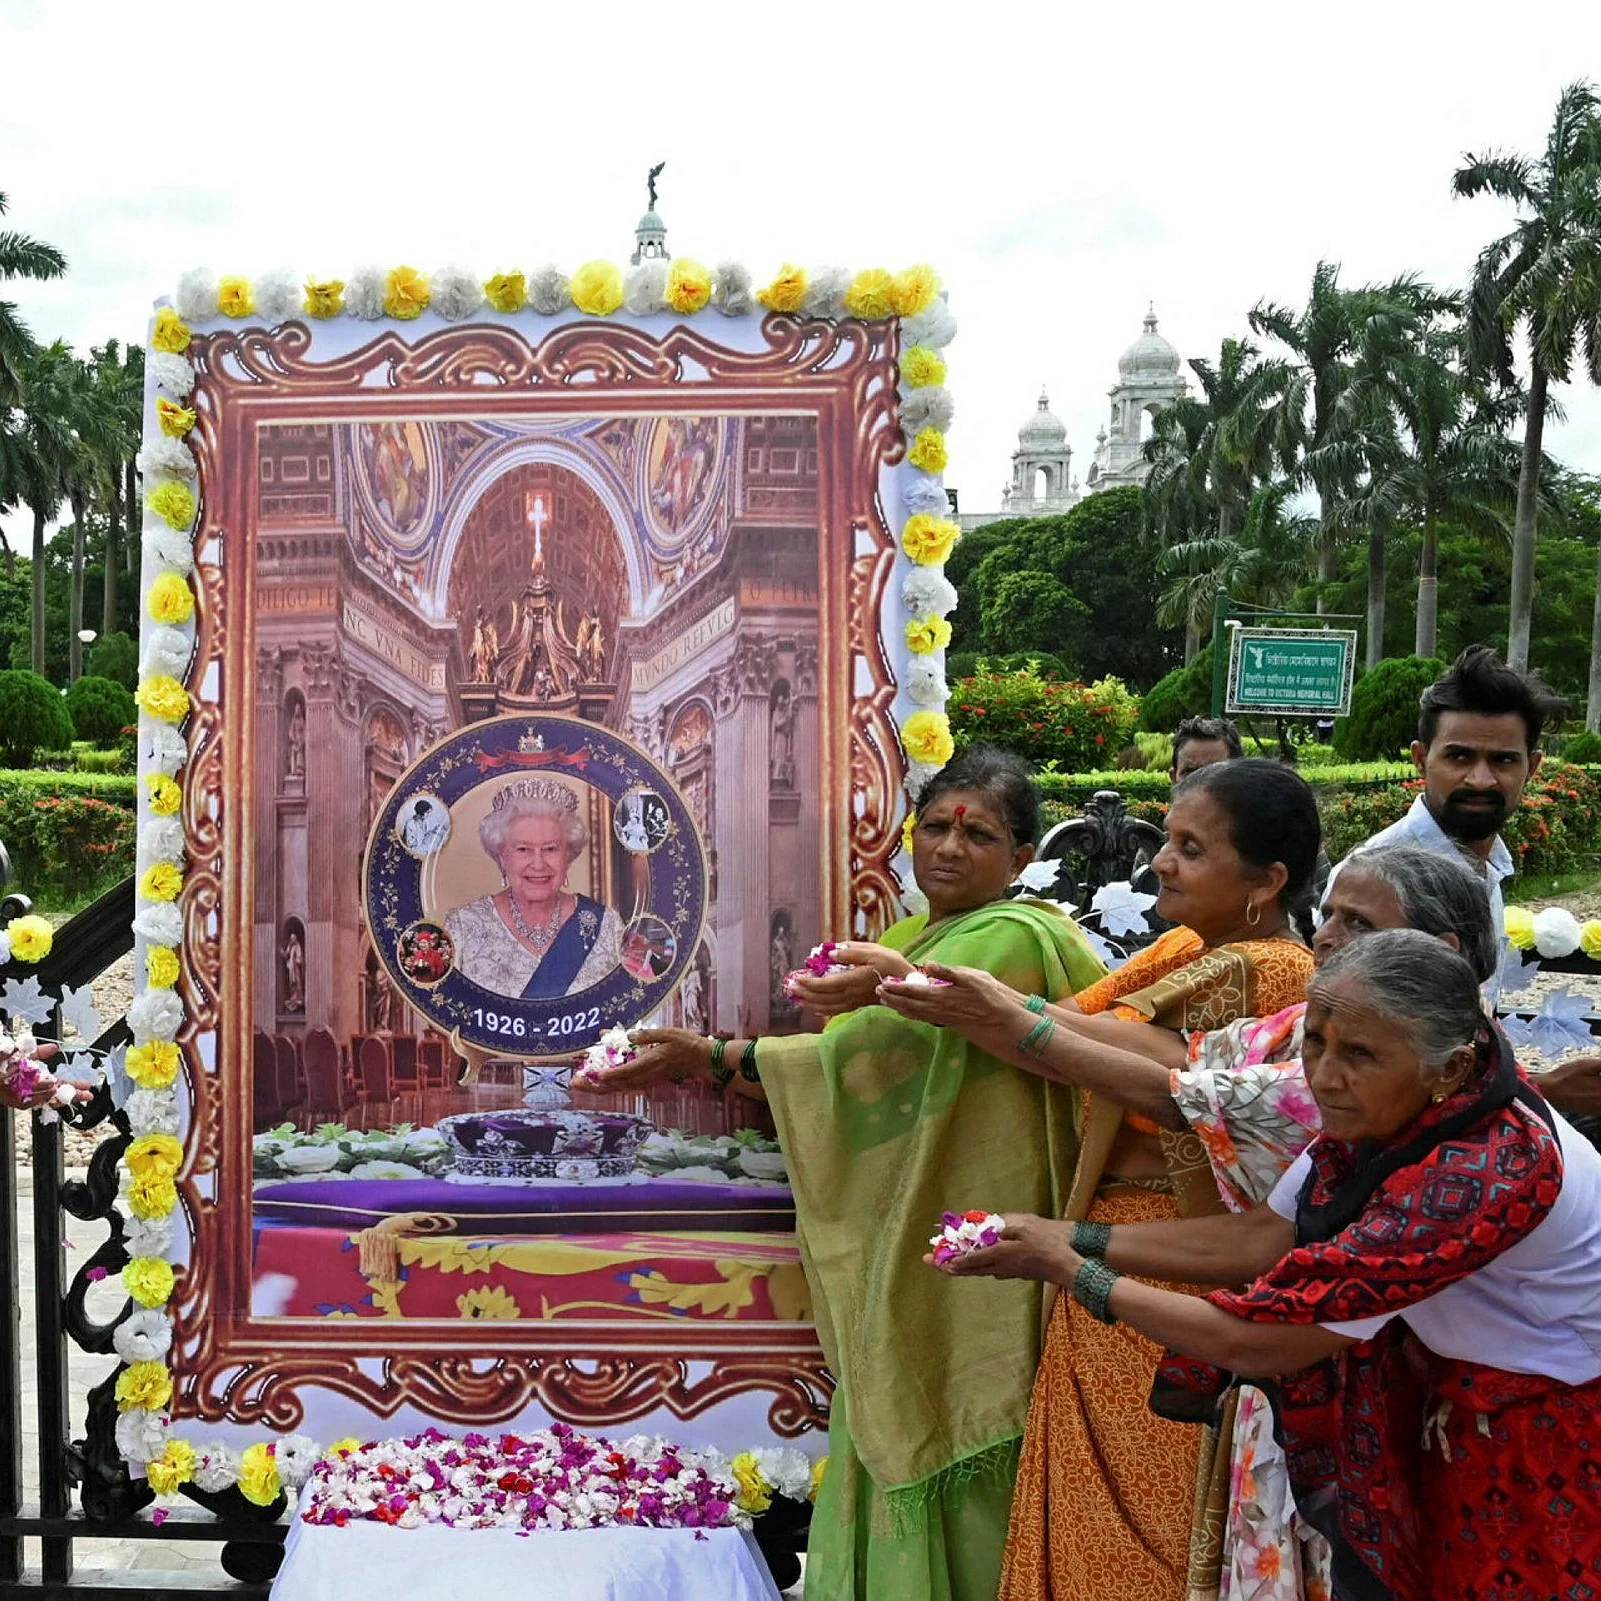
899, 387, 955, 435
115, 1409, 168, 1464
527, 265, 570, 314
901, 567, 958, 617
430, 264, 482, 321
139, 818, 186, 865
174, 271, 218, 324
901, 299, 957, 349
136, 437, 196, 480
800, 266, 848, 318
254, 269, 299, 322
344, 267, 386, 321
148, 352, 196, 398
141, 523, 195, 577
141, 625, 192, 680
128, 989, 184, 1043
125, 1088, 181, 1136
711, 261, 752, 315
624, 262, 668, 315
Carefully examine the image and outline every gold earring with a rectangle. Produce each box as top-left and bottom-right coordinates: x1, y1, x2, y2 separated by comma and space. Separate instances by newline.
1245, 898, 1262, 928
1432, 1088, 1449, 1103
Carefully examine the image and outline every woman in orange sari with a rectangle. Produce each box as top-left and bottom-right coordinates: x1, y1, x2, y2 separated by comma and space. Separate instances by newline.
880, 758, 1320, 1601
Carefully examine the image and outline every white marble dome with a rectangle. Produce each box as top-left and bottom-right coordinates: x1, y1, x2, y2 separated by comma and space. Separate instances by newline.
1018, 389, 1068, 445
1118, 308, 1181, 378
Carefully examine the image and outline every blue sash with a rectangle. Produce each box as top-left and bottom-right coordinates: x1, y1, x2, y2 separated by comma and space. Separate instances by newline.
520, 895, 605, 998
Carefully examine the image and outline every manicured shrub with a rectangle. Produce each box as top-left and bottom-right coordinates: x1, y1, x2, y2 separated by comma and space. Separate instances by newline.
949, 667, 1139, 771
1333, 655, 1444, 760
0, 670, 76, 767
1137, 644, 1216, 733
0, 775, 137, 900
1559, 730, 1601, 765
86, 631, 139, 690
66, 675, 138, 747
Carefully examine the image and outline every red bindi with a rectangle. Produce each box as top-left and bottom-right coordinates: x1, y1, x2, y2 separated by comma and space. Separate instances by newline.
954, 804, 966, 818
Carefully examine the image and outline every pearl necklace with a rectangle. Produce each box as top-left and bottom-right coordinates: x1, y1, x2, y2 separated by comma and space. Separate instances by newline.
506, 890, 567, 957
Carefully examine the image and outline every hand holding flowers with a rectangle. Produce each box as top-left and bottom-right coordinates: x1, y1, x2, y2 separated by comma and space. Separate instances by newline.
925, 1211, 1078, 1284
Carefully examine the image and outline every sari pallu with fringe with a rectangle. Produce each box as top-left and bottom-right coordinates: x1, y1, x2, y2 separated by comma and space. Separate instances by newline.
1154, 1030, 1582, 1601
756, 898, 1106, 1601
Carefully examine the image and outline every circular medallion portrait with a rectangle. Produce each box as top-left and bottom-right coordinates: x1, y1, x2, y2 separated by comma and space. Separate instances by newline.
363, 715, 707, 1057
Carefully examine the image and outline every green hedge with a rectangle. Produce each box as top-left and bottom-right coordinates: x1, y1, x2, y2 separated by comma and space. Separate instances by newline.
0, 771, 139, 903
1036, 761, 1413, 813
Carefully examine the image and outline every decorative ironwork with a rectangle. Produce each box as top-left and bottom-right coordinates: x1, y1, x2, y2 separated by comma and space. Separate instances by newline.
1035, 789, 1165, 925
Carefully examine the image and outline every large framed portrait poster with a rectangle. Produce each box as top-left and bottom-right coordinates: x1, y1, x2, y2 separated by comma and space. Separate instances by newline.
128, 264, 958, 1466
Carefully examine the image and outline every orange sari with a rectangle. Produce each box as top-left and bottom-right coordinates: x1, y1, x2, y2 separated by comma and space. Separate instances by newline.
1000, 928, 1315, 1601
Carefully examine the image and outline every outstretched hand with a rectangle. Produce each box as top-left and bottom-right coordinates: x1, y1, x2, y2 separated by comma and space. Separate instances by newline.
572, 1028, 708, 1093
874, 962, 1024, 1033
924, 1213, 1077, 1285
787, 942, 913, 1018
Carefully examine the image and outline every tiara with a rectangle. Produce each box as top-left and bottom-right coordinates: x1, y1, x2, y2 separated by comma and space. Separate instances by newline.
492, 778, 579, 812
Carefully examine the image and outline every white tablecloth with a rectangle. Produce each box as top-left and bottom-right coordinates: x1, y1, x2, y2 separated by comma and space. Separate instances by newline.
271, 1514, 785, 1601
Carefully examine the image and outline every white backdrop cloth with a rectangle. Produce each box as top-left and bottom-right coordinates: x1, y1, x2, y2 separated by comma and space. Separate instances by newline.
270, 1514, 784, 1600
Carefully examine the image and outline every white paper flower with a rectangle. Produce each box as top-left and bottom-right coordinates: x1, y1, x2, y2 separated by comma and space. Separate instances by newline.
752, 1447, 812, 1502
1, 977, 52, 1026
1014, 860, 1062, 892
139, 720, 189, 778
191, 1441, 240, 1493
0, 931, 9, 965
275, 1434, 324, 1490
254, 269, 299, 322
137, 437, 196, 481
148, 352, 196, 398
125, 1088, 180, 1136
140, 625, 192, 680
800, 266, 848, 318
1091, 880, 1158, 938
133, 903, 184, 946
904, 658, 948, 707
624, 262, 668, 315
899, 387, 955, 435
902, 567, 958, 617
901, 883, 929, 917
175, 270, 219, 324
139, 818, 186, 865
901, 474, 950, 516
901, 299, 957, 349
430, 264, 482, 321
115, 1408, 168, 1464
125, 1215, 174, 1258
127, 989, 184, 1043
711, 261, 752, 315
527, 265, 570, 314
1532, 906, 1583, 959
141, 523, 195, 577
905, 760, 942, 798
113, 1308, 174, 1364
344, 266, 386, 321
59, 983, 103, 1041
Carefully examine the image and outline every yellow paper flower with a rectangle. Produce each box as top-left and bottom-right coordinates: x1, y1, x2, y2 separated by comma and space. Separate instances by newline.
889, 264, 940, 318
907, 427, 949, 474
756, 264, 808, 314
151, 308, 192, 354
383, 265, 430, 320
901, 812, 916, 854
146, 572, 194, 626
129, 1175, 178, 1220
238, 1442, 282, 1507
123, 1256, 175, 1308
900, 513, 961, 567
665, 258, 713, 314
1581, 919, 1601, 960
326, 1437, 362, 1459
905, 613, 952, 654
730, 1451, 772, 1515
484, 271, 527, 313
146, 1438, 197, 1495
844, 268, 895, 321
145, 773, 183, 816
155, 397, 197, 437
127, 1041, 181, 1091
127, 1133, 183, 1180
145, 946, 181, 988
899, 345, 947, 390
6, 914, 54, 963
303, 279, 345, 318
1504, 905, 1536, 951
809, 1455, 827, 1503
457, 1284, 521, 1320
140, 861, 184, 903
134, 675, 191, 724
570, 260, 624, 316
902, 710, 955, 767
217, 277, 255, 318
115, 1359, 174, 1413
146, 481, 195, 532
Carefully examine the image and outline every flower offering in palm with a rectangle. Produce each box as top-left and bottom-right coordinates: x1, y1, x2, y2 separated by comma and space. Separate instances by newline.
929, 1209, 1005, 1266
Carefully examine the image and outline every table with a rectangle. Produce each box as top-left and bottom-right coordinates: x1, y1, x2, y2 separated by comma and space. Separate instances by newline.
270, 1515, 785, 1600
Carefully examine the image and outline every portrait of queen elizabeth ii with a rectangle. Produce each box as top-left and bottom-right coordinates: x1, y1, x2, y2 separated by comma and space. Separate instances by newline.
441, 780, 624, 998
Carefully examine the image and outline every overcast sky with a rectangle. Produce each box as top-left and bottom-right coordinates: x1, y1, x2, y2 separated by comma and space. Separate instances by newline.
3, 0, 1598, 551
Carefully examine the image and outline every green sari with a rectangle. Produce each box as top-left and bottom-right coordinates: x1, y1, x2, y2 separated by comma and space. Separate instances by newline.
756, 898, 1105, 1601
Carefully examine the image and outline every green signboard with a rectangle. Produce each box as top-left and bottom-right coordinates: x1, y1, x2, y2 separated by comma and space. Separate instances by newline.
1226, 627, 1357, 716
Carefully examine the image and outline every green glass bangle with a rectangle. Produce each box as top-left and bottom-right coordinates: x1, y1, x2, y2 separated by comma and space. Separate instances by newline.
739, 1038, 761, 1083
1023, 994, 1049, 1015
1072, 1257, 1121, 1324
708, 1037, 734, 1093
1072, 1221, 1112, 1259
1019, 1016, 1056, 1057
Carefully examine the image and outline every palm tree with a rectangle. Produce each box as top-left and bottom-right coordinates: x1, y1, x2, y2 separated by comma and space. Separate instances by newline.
88, 340, 142, 638
0, 190, 67, 409
10, 341, 76, 672
1142, 397, 1214, 661
1454, 80, 1601, 671
56, 353, 124, 681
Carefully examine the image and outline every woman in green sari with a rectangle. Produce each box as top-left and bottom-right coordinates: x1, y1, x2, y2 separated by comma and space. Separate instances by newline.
577, 745, 1105, 1601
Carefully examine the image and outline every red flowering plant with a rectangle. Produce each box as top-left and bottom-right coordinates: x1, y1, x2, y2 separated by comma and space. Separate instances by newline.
947, 666, 1138, 770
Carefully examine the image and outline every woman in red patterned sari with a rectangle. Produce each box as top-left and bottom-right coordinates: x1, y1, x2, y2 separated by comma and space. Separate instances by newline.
940, 929, 1601, 1601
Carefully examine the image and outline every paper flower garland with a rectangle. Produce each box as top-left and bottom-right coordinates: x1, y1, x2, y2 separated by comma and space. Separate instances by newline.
1505, 903, 1601, 961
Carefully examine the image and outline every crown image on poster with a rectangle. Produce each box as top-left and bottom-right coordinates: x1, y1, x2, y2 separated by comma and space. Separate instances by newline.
120, 212, 962, 1500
